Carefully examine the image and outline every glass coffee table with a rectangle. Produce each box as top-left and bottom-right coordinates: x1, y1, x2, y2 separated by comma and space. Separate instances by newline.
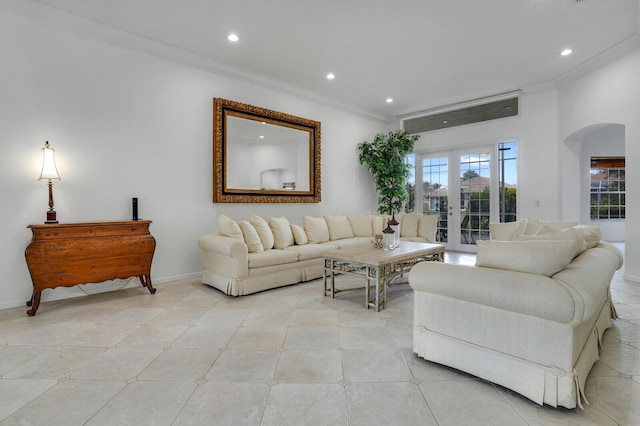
323, 241, 445, 311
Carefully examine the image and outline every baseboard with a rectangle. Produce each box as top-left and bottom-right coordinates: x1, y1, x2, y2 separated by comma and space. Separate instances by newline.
623, 272, 640, 283
0, 271, 204, 311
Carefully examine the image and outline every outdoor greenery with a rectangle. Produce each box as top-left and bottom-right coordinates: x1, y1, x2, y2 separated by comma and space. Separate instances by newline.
357, 130, 420, 214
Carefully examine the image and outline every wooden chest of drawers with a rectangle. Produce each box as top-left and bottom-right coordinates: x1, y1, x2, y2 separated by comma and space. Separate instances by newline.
24, 220, 156, 316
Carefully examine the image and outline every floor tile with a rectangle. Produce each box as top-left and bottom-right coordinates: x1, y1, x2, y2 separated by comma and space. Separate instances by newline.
173, 382, 269, 426
0, 379, 57, 420
226, 326, 287, 350
262, 383, 348, 426
346, 382, 437, 426
85, 380, 196, 425
284, 326, 340, 349
206, 349, 279, 382
342, 349, 413, 382
138, 347, 219, 381
275, 349, 343, 383
70, 346, 162, 379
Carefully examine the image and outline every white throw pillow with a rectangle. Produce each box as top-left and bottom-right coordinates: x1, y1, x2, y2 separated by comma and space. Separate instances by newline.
269, 216, 295, 249
400, 212, 419, 237
290, 224, 308, 245
489, 220, 525, 241
574, 225, 601, 249
417, 214, 438, 243
303, 216, 330, 244
238, 220, 263, 253
371, 216, 385, 236
250, 215, 274, 250
476, 239, 576, 277
324, 215, 354, 240
523, 218, 578, 235
218, 214, 243, 240
347, 214, 372, 237
516, 226, 585, 258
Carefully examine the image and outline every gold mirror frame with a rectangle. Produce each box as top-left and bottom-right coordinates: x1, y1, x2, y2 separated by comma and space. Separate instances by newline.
213, 98, 321, 203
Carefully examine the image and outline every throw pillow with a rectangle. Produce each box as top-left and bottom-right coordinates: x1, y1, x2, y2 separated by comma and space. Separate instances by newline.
324, 215, 354, 240
218, 214, 243, 240
303, 216, 330, 244
476, 239, 576, 277
290, 224, 308, 245
250, 215, 275, 250
489, 220, 525, 241
574, 225, 601, 249
417, 214, 438, 243
523, 218, 578, 235
238, 220, 264, 253
347, 214, 373, 237
269, 216, 295, 249
400, 212, 419, 237
517, 226, 585, 258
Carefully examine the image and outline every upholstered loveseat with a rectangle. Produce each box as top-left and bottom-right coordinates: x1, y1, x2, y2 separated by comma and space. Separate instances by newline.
199, 212, 438, 296
409, 218, 623, 409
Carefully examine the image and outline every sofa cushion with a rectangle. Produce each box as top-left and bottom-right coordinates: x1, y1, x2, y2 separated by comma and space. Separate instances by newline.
523, 218, 577, 235
399, 212, 419, 237
489, 220, 525, 241
218, 214, 243, 240
250, 215, 275, 250
574, 225, 602, 249
248, 249, 298, 268
372, 216, 385, 236
269, 216, 295, 249
324, 215, 354, 240
284, 243, 338, 261
348, 214, 373, 237
516, 227, 585, 258
476, 239, 576, 277
304, 216, 330, 244
321, 236, 372, 250
290, 224, 308, 245
418, 214, 438, 243
238, 220, 264, 253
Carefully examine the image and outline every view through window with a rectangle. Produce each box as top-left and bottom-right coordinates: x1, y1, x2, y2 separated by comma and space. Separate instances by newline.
590, 157, 625, 220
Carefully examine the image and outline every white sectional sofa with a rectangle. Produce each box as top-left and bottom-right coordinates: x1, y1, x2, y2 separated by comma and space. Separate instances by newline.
409, 218, 623, 409
199, 212, 438, 296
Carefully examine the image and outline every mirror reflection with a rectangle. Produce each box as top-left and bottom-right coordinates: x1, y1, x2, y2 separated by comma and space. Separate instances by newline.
226, 116, 310, 191
213, 98, 321, 203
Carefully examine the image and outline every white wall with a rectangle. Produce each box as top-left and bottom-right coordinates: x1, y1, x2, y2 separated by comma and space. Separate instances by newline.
409, 89, 560, 221
557, 48, 640, 282
0, 10, 385, 310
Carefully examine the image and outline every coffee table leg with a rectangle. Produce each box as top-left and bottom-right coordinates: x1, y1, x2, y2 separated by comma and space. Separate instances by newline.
364, 266, 370, 309
375, 266, 381, 312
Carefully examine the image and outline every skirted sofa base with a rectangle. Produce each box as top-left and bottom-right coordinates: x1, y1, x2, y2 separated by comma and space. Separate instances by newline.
199, 213, 438, 296
409, 223, 623, 409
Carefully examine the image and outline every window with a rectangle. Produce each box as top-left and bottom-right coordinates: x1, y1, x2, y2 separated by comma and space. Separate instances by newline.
499, 141, 517, 223
590, 157, 625, 220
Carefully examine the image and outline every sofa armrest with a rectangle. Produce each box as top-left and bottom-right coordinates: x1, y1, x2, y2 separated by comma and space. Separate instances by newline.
409, 262, 575, 323
198, 233, 249, 278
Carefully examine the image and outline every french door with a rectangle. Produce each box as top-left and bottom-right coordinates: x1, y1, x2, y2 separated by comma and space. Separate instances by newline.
417, 147, 495, 252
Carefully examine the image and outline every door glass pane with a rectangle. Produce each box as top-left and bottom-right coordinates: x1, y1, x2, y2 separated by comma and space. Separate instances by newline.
460, 152, 490, 244
499, 141, 517, 223
422, 157, 448, 243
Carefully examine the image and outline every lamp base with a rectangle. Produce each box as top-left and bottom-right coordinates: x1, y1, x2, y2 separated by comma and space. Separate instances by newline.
45, 210, 58, 224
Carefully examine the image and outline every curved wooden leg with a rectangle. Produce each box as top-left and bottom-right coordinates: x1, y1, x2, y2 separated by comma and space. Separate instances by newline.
27, 290, 41, 316
139, 275, 156, 294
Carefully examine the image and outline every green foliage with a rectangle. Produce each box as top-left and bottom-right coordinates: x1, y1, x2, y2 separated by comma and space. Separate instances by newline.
357, 130, 420, 214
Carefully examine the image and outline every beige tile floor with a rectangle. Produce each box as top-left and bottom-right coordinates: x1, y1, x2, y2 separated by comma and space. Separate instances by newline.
1, 245, 639, 425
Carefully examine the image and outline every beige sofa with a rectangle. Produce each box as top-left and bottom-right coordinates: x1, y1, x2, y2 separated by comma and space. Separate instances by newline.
199, 212, 438, 296
409, 218, 623, 409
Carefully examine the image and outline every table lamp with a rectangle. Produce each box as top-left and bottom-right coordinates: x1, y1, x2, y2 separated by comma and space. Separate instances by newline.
38, 141, 61, 224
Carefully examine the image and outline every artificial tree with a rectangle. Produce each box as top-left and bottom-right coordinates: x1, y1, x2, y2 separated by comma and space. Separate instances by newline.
357, 129, 420, 215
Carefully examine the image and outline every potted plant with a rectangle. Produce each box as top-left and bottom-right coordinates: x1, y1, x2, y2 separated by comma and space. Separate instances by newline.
357, 129, 420, 214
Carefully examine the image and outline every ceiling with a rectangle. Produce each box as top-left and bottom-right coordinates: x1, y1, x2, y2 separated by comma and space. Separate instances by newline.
14, 0, 640, 120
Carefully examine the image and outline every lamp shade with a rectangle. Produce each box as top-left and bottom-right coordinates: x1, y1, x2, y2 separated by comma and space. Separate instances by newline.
38, 141, 61, 181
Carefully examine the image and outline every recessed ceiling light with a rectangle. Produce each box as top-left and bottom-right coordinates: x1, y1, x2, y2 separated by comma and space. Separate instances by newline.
326, 73, 335, 80
559, 48, 572, 56
228, 34, 239, 42
386, 98, 393, 103
259, 135, 264, 139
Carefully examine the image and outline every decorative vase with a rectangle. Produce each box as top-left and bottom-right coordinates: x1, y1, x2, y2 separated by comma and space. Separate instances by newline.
382, 223, 395, 250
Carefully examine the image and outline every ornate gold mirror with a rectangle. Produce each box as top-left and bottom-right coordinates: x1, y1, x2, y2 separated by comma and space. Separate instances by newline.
213, 98, 321, 203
